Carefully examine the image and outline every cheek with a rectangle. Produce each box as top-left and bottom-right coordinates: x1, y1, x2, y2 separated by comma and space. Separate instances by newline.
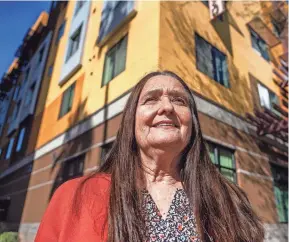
135, 107, 156, 126
178, 109, 192, 127
180, 111, 193, 137
135, 108, 153, 140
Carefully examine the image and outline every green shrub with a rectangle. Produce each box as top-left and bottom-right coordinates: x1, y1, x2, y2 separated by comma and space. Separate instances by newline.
0, 232, 18, 242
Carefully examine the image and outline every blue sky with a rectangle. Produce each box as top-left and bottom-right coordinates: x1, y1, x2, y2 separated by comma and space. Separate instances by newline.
0, 1, 51, 77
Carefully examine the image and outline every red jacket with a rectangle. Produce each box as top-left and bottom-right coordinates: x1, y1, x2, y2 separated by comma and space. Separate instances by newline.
35, 174, 111, 242
36, 174, 214, 242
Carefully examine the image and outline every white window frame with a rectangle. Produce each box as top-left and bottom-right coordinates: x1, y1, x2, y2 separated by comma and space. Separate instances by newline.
257, 83, 279, 110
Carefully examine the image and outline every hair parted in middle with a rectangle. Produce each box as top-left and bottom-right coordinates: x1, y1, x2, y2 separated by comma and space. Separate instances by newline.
78, 70, 264, 242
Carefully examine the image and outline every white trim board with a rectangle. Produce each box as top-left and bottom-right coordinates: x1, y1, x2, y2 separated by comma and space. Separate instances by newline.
0, 134, 269, 188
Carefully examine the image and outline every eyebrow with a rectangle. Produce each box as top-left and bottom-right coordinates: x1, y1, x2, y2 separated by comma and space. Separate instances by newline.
140, 88, 189, 101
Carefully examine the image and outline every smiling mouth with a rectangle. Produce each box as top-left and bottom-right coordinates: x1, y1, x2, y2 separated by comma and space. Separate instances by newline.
153, 123, 179, 128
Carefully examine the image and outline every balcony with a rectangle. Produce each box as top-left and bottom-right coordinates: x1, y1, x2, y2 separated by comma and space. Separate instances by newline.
97, 1, 136, 46
247, 17, 280, 48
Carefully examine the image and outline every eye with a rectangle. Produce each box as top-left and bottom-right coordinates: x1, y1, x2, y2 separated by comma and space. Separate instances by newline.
143, 97, 158, 104
171, 97, 186, 105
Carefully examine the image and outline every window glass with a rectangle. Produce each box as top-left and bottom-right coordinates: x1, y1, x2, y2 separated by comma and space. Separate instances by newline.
207, 142, 236, 183
97, 1, 134, 43
271, 165, 288, 223
114, 37, 127, 76
75, 0, 86, 15
16, 128, 26, 152
257, 83, 279, 111
219, 149, 233, 168
48, 65, 53, 77
56, 21, 66, 43
38, 47, 44, 64
196, 34, 229, 87
102, 36, 128, 86
274, 186, 288, 222
62, 155, 85, 182
5, 138, 14, 160
220, 168, 235, 182
102, 54, 114, 86
250, 29, 270, 61
59, 83, 75, 118
101, 141, 114, 164
13, 86, 20, 101
66, 26, 82, 61
208, 144, 216, 164
25, 84, 35, 106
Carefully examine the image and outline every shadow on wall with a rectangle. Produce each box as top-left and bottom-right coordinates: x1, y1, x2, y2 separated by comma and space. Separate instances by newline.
160, 1, 285, 222
49, 98, 91, 199
162, 1, 252, 117
49, 80, 113, 200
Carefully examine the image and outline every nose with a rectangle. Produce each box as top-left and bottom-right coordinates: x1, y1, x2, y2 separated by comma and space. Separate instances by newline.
157, 97, 174, 115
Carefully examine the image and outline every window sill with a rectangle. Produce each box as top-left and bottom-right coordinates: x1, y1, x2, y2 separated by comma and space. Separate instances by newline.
96, 9, 137, 48
101, 67, 126, 88
196, 68, 230, 89
58, 63, 81, 86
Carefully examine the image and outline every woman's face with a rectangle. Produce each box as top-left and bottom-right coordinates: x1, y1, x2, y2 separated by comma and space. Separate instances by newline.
135, 75, 192, 152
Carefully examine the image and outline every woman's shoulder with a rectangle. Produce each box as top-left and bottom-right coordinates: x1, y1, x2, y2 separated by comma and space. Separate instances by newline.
59, 173, 111, 190
35, 173, 111, 241
56, 173, 111, 200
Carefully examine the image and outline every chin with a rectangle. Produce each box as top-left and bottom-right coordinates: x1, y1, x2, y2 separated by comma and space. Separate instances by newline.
150, 138, 184, 148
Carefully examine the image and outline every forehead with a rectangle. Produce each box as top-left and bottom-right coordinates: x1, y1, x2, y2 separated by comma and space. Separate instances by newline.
140, 75, 187, 95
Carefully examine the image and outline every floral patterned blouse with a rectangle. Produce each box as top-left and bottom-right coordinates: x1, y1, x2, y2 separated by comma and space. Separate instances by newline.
142, 188, 202, 242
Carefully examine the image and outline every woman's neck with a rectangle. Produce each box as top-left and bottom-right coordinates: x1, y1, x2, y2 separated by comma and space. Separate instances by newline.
139, 148, 182, 188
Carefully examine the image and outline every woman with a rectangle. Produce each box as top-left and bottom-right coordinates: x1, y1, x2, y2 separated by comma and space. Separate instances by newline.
35, 71, 264, 242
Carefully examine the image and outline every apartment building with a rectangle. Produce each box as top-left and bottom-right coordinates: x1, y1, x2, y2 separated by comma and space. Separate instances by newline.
0, 1, 287, 241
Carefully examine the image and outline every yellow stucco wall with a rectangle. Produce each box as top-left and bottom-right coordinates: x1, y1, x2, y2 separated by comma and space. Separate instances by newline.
158, 1, 282, 117
34, 1, 286, 149
35, 1, 161, 148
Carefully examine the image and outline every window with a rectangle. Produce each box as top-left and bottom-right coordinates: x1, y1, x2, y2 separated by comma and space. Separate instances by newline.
101, 141, 114, 164
201, 0, 209, 7
208, 142, 236, 182
13, 86, 20, 101
195, 34, 229, 87
51, 1, 57, 9
12, 101, 21, 120
38, 47, 44, 64
25, 163, 33, 174
271, 165, 288, 223
257, 83, 279, 111
97, 1, 134, 44
5, 138, 14, 160
271, 19, 282, 38
102, 35, 128, 86
24, 68, 30, 82
59, 82, 75, 118
66, 26, 82, 61
25, 84, 35, 106
48, 65, 53, 77
75, 0, 86, 15
0, 198, 10, 221
62, 155, 85, 183
52, 155, 85, 195
250, 29, 270, 61
16, 128, 25, 152
56, 21, 66, 43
